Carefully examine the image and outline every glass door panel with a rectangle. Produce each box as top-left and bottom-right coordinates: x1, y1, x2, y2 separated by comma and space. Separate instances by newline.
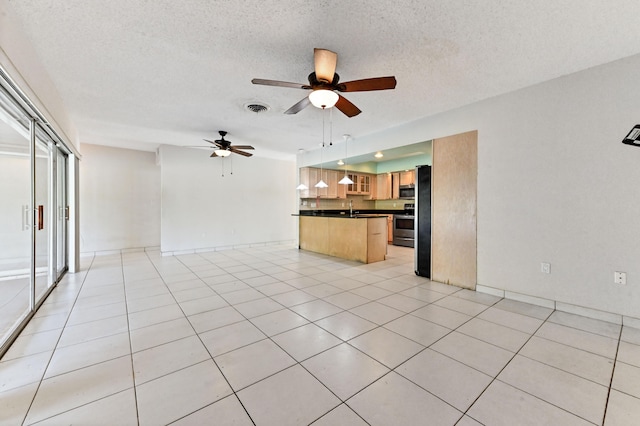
56, 151, 67, 275
34, 129, 53, 301
0, 92, 32, 343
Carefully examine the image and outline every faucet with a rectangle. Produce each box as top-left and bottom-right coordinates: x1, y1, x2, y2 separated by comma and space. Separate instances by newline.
349, 200, 353, 217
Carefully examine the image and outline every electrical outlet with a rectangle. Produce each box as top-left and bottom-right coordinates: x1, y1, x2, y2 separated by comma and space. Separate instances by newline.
541, 262, 551, 274
614, 271, 627, 285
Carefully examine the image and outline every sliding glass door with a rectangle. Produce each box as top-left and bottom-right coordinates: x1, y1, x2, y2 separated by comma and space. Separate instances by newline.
0, 83, 69, 356
0, 91, 32, 344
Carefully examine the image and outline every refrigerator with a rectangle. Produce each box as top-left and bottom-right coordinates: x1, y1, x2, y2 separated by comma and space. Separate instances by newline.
414, 165, 431, 277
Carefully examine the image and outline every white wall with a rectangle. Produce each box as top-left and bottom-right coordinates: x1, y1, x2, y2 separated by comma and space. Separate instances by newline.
79, 144, 160, 253
159, 145, 297, 253
310, 54, 640, 319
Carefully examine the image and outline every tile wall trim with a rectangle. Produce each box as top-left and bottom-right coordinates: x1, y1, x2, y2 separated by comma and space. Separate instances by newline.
477, 284, 640, 326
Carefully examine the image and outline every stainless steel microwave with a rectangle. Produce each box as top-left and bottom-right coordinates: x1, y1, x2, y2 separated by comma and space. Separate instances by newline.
399, 184, 415, 199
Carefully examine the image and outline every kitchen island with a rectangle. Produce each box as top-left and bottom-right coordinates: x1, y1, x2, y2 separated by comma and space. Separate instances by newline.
298, 215, 388, 264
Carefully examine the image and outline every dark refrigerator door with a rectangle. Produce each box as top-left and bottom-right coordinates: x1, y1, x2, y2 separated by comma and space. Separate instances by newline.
415, 165, 431, 277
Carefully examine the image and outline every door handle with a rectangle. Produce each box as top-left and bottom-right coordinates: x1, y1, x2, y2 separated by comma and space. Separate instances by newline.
23, 205, 30, 230
37, 205, 44, 230
65, 206, 69, 221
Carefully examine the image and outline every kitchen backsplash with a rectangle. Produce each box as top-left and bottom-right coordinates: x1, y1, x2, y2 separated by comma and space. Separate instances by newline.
299, 196, 409, 211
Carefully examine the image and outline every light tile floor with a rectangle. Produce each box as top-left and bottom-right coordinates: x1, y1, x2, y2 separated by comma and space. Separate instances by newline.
1, 245, 639, 425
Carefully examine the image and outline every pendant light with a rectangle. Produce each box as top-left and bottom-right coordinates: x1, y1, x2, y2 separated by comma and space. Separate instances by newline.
339, 134, 354, 185
315, 107, 328, 188
296, 148, 308, 190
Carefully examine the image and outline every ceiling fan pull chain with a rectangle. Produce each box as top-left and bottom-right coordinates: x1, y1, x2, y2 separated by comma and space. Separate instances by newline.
329, 107, 333, 146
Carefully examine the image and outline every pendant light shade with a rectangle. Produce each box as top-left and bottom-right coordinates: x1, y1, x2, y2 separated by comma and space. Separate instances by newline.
314, 180, 329, 188
339, 175, 354, 185
296, 183, 308, 190
309, 89, 339, 109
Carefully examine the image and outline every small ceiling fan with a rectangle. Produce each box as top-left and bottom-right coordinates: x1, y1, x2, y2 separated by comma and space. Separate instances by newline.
252, 48, 396, 117
204, 131, 254, 157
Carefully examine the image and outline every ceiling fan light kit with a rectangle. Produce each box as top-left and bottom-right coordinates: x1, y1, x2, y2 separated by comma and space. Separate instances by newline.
309, 89, 339, 109
214, 149, 231, 157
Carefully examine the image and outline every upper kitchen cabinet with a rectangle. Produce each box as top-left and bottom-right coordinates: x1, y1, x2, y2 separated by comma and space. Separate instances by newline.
400, 170, 415, 186
346, 173, 373, 196
376, 174, 391, 200
298, 167, 344, 199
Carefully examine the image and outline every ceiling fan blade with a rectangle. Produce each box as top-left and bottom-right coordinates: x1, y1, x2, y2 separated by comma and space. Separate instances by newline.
285, 97, 311, 114
210, 152, 219, 157
314, 48, 337, 84
204, 138, 223, 148
335, 95, 362, 118
230, 148, 253, 157
252, 79, 310, 89
337, 76, 397, 92
231, 145, 254, 150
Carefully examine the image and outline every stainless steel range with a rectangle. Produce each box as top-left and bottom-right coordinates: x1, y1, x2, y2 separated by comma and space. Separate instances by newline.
392, 203, 415, 247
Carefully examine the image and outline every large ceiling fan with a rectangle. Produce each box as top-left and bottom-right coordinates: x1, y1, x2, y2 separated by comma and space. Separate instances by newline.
204, 131, 254, 157
252, 48, 396, 117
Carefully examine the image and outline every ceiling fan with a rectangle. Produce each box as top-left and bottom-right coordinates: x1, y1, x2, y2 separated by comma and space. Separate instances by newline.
252, 48, 396, 118
204, 131, 254, 157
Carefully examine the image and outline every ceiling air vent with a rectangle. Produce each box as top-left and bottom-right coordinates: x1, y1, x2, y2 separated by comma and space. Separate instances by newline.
245, 103, 270, 114
622, 124, 640, 147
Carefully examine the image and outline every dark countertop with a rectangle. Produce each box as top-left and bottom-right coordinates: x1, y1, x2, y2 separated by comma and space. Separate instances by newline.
298, 209, 406, 216
292, 212, 389, 219
293, 209, 409, 219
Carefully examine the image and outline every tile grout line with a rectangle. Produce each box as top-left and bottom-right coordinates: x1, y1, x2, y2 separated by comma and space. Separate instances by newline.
120, 251, 142, 426
19, 254, 95, 426
601, 323, 624, 425
164, 251, 258, 426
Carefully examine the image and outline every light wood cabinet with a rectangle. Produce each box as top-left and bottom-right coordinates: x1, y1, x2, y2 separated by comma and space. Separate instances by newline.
299, 167, 343, 199
375, 174, 391, 200
400, 170, 415, 186
299, 216, 387, 263
346, 173, 373, 195
391, 172, 400, 199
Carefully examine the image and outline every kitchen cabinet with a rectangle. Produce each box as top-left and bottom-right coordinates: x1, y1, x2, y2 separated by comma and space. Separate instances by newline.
299, 215, 387, 263
298, 167, 316, 198
346, 173, 373, 195
391, 172, 400, 199
298, 167, 344, 199
375, 174, 391, 200
400, 170, 415, 186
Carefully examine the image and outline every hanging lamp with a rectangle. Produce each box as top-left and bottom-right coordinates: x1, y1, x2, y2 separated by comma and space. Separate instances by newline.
315, 107, 328, 188
339, 134, 354, 185
296, 149, 308, 190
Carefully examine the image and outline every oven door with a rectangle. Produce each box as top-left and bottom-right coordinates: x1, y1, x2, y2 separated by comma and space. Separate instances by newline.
393, 214, 415, 247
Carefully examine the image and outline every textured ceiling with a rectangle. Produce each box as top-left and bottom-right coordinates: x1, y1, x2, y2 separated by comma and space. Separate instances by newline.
6, 0, 640, 158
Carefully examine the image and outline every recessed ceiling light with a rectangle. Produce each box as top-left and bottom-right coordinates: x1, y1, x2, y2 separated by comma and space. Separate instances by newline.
374, 152, 383, 158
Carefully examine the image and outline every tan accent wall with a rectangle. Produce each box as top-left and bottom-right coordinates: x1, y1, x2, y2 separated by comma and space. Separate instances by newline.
432, 131, 478, 289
